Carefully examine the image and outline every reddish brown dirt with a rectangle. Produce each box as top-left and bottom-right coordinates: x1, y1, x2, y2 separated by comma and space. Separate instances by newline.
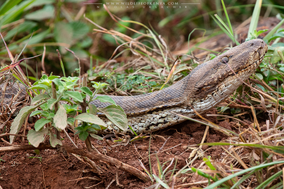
0, 117, 234, 189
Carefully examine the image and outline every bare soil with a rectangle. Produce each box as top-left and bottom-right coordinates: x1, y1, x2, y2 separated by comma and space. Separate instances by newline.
0, 115, 234, 189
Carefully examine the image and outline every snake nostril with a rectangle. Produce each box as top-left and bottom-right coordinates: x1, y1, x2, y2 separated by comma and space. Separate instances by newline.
250, 43, 254, 46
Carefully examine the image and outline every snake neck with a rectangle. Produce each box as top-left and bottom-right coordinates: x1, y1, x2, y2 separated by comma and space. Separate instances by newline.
92, 75, 191, 115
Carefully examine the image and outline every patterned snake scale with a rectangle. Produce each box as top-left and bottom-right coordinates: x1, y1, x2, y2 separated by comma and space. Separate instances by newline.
0, 39, 267, 135
91, 39, 268, 134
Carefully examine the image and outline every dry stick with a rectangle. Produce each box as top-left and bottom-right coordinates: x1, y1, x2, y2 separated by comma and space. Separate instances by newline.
81, 75, 93, 152
250, 106, 261, 132
52, 82, 60, 140
206, 114, 250, 126
231, 148, 248, 169
41, 45, 47, 74
0, 144, 149, 182
84, 181, 104, 189
0, 133, 26, 138
106, 179, 115, 189
250, 78, 281, 98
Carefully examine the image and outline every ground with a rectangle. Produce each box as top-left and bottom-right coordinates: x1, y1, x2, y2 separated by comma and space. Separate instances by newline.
0, 115, 233, 189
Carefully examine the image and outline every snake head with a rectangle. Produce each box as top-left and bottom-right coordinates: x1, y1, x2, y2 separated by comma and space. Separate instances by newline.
192, 39, 268, 99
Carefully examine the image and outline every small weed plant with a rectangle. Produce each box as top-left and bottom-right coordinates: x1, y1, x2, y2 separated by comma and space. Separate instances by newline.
9, 74, 128, 148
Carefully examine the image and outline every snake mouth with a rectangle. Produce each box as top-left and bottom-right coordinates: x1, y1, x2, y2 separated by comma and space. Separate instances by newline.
234, 53, 265, 75
233, 44, 267, 76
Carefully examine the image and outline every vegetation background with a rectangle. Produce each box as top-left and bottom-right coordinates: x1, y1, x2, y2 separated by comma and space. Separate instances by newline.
1, 0, 284, 77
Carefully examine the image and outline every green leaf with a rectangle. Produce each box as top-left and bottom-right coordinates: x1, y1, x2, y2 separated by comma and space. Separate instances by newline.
95, 96, 116, 105
75, 113, 106, 126
90, 133, 103, 140
98, 105, 128, 131
30, 84, 49, 90
25, 5, 54, 20
41, 110, 55, 119
35, 118, 51, 131
47, 98, 57, 110
79, 36, 92, 48
27, 128, 48, 147
62, 104, 78, 114
91, 82, 108, 90
10, 105, 38, 143
31, 94, 50, 105
4, 21, 37, 40
279, 67, 284, 72
89, 104, 97, 115
79, 131, 89, 141
49, 133, 62, 147
255, 73, 263, 80
64, 91, 83, 102
89, 124, 101, 131
70, 21, 90, 40
67, 117, 75, 125
52, 78, 64, 87
54, 22, 73, 53
80, 86, 92, 96
54, 104, 67, 130
21, 29, 50, 45
30, 110, 42, 117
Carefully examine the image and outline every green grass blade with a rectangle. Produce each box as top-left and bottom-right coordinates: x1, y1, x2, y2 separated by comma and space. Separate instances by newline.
263, 19, 284, 44
255, 170, 283, 189
156, 154, 162, 178
0, 0, 21, 16
247, 0, 262, 40
152, 174, 170, 189
269, 182, 283, 189
204, 161, 284, 189
220, 0, 233, 34
203, 157, 216, 170
212, 15, 238, 45
231, 169, 257, 189
1, 0, 36, 25
205, 142, 284, 154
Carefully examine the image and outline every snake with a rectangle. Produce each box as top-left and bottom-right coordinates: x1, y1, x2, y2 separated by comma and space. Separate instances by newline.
0, 39, 267, 134
91, 39, 267, 134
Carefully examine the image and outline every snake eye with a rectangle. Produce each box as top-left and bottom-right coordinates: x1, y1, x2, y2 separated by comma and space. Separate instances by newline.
221, 56, 229, 64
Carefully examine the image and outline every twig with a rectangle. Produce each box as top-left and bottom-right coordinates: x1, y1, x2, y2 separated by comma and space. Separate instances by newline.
63, 130, 78, 148
83, 181, 103, 189
106, 179, 115, 189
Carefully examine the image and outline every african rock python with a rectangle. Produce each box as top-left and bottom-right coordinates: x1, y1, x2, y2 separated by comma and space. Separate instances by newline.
0, 39, 267, 134
92, 39, 267, 134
